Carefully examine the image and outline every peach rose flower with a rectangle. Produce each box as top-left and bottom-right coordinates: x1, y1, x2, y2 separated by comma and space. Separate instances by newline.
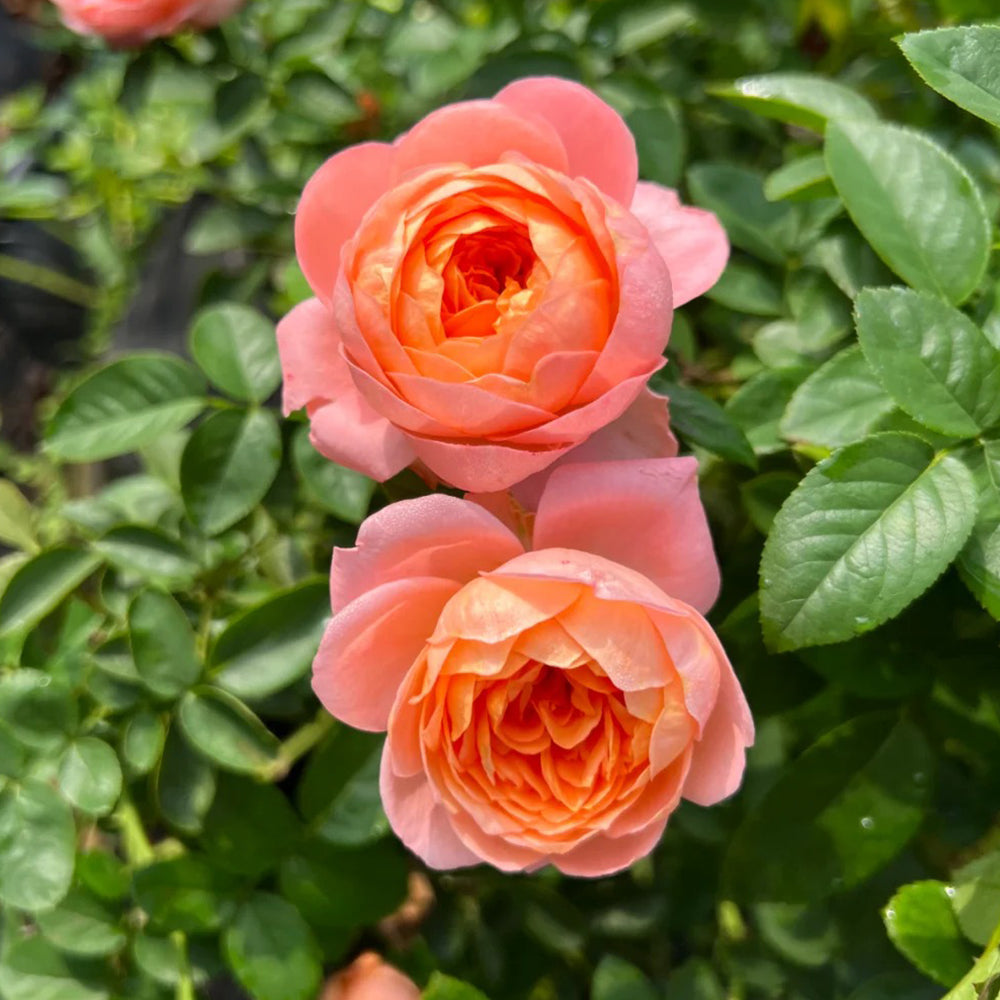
312, 459, 753, 876
278, 77, 729, 492
51, 0, 243, 44
320, 953, 419, 1000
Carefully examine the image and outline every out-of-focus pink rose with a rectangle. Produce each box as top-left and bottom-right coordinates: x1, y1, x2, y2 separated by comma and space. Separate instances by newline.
319, 954, 419, 1000
51, 0, 243, 45
278, 77, 729, 492
312, 459, 753, 876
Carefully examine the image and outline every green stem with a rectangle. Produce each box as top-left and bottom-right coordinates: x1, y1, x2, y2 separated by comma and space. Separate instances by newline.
112, 794, 155, 867
258, 710, 334, 782
0, 252, 100, 310
171, 931, 196, 1000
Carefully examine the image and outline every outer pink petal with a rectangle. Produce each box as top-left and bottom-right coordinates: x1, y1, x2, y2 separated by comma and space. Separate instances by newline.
379, 750, 482, 870
509, 387, 678, 510
392, 101, 569, 179
189, 0, 243, 26
495, 77, 638, 207
329, 494, 525, 614
313, 577, 460, 732
533, 457, 721, 614
683, 656, 754, 806
630, 182, 729, 306
295, 143, 395, 303
276, 298, 347, 416
309, 392, 415, 483
553, 817, 669, 877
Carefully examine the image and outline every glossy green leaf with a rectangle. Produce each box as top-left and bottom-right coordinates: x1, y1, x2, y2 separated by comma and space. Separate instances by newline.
760, 433, 977, 650
856, 288, 1000, 437
724, 715, 933, 902
764, 155, 836, 202
120, 710, 166, 777
57, 738, 122, 816
423, 973, 491, 1000
177, 686, 279, 774
781, 345, 895, 448
0, 779, 75, 910
45, 354, 206, 462
958, 445, 1000, 620
627, 103, 685, 188
0, 935, 108, 1000
711, 73, 877, 132
0, 548, 101, 637
0, 668, 76, 752
128, 590, 201, 699
740, 472, 798, 534
899, 26, 1000, 129
155, 724, 216, 834
704, 259, 784, 316
314, 744, 389, 846
825, 120, 990, 305
884, 881, 972, 987
592, 955, 659, 1000
952, 851, 1000, 947
754, 901, 838, 968
659, 382, 756, 468
94, 526, 199, 588
223, 893, 322, 1000
726, 369, 806, 456
133, 854, 236, 934
36, 888, 126, 957
189, 303, 282, 403
292, 427, 376, 524
210, 579, 328, 700
180, 408, 282, 535
0, 480, 38, 552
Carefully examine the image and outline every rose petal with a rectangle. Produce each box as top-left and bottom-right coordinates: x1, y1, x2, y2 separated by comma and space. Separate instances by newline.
329, 494, 525, 614
313, 577, 461, 732
276, 297, 348, 415
296, 142, 396, 303
553, 816, 669, 877
533, 457, 721, 614
630, 182, 730, 306
495, 77, 638, 207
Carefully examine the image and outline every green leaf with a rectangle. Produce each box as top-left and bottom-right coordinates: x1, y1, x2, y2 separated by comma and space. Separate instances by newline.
129, 590, 201, 700
0, 779, 76, 910
155, 724, 216, 834
313, 743, 389, 846
177, 687, 280, 774
687, 164, 797, 264
120, 710, 166, 777
0, 936, 108, 1000
740, 472, 798, 535
0, 480, 38, 552
223, 893, 322, 1000
94, 526, 199, 589
627, 103, 685, 188
825, 120, 991, 305
957, 445, 1000, 620
704, 259, 784, 316
592, 955, 659, 1000
856, 288, 1000, 437
292, 427, 377, 524
754, 901, 839, 968
76, 850, 129, 903
0, 548, 102, 637
658, 382, 757, 468
781, 345, 895, 449
200, 774, 300, 877
764, 154, 836, 202
898, 27, 1000, 129
885, 881, 973, 987
36, 888, 126, 957
210, 579, 329, 701
189, 303, 282, 403
710, 73, 877, 132
423, 973, 491, 1000
0, 669, 76, 753
133, 854, 236, 934
759, 433, 978, 650
952, 851, 1000, 948
726, 369, 806, 456
57, 739, 122, 817
724, 714, 933, 902
278, 839, 408, 933
180, 408, 282, 535
45, 355, 206, 462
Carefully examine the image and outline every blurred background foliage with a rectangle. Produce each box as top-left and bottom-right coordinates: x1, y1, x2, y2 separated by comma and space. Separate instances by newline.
1, 0, 1000, 998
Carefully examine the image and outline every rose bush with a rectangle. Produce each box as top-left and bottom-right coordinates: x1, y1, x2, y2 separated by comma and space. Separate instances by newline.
312, 458, 753, 875
50, 0, 243, 44
319, 954, 419, 1000
278, 77, 728, 492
